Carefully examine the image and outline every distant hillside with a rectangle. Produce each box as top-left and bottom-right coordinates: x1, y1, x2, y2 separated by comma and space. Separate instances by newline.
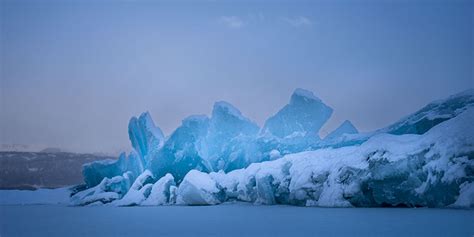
0, 152, 115, 190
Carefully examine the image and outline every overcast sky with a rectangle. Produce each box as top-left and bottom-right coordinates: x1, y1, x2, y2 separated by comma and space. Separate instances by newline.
1, 0, 473, 154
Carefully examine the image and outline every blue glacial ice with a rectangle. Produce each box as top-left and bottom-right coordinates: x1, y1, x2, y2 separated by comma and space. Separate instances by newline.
261, 88, 333, 140
204, 101, 260, 171
148, 115, 212, 183
324, 120, 358, 141
82, 151, 143, 188
72, 88, 474, 208
128, 112, 165, 165
81, 112, 164, 188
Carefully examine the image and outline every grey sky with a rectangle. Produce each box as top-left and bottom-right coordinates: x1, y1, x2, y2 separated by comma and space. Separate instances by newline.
1, 0, 473, 153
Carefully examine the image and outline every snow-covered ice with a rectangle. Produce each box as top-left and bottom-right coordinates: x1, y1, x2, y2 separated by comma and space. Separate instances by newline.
141, 173, 176, 206
176, 170, 223, 205
72, 89, 474, 208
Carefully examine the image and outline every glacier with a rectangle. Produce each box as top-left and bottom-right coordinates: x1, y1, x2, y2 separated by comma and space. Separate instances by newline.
72, 88, 474, 208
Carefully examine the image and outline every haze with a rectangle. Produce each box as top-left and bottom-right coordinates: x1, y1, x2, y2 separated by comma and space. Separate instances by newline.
1, 0, 472, 154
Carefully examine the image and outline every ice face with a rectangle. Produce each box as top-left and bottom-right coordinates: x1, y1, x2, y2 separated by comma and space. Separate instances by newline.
128, 112, 165, 165
148, 115, 212, 183
262, 88, 333, 140
204, 101, 260, 171
325, 120, 358, 140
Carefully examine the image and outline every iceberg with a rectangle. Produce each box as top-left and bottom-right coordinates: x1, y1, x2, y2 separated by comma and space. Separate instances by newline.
82, 151, 144, 188
325, 120, 358, 140
207, 107, 474, 207
204, 101, 260, 172
80, 88, 337, 192
148, 115, 211, 183
262, 88, 333, 140
81, 112, 163, 188
72, 88, 473, 208
128, 112, 165, 165
71, 172, 134, 206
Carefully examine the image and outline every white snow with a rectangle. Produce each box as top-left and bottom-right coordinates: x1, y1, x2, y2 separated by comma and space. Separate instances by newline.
269, 149, 281, 160
176, 170, 222, 205
141, 173, 176, 206
113, 170, 154, 206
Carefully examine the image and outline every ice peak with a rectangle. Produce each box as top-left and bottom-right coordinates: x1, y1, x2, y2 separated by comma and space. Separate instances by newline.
182, 115, 209, 127
325, 120, 358, 140
290, 88, 322, 104
128, 111, 165, 160
212, 101, 248, 121
262, 89, 333, 139
139, 111, 152, 121
341, 120, 357, 130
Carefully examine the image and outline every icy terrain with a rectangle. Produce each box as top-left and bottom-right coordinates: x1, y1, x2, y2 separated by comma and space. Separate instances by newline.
71, 89, 474, 208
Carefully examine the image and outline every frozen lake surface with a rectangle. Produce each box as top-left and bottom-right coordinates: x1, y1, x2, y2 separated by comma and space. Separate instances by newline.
1, 204, 473, 237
